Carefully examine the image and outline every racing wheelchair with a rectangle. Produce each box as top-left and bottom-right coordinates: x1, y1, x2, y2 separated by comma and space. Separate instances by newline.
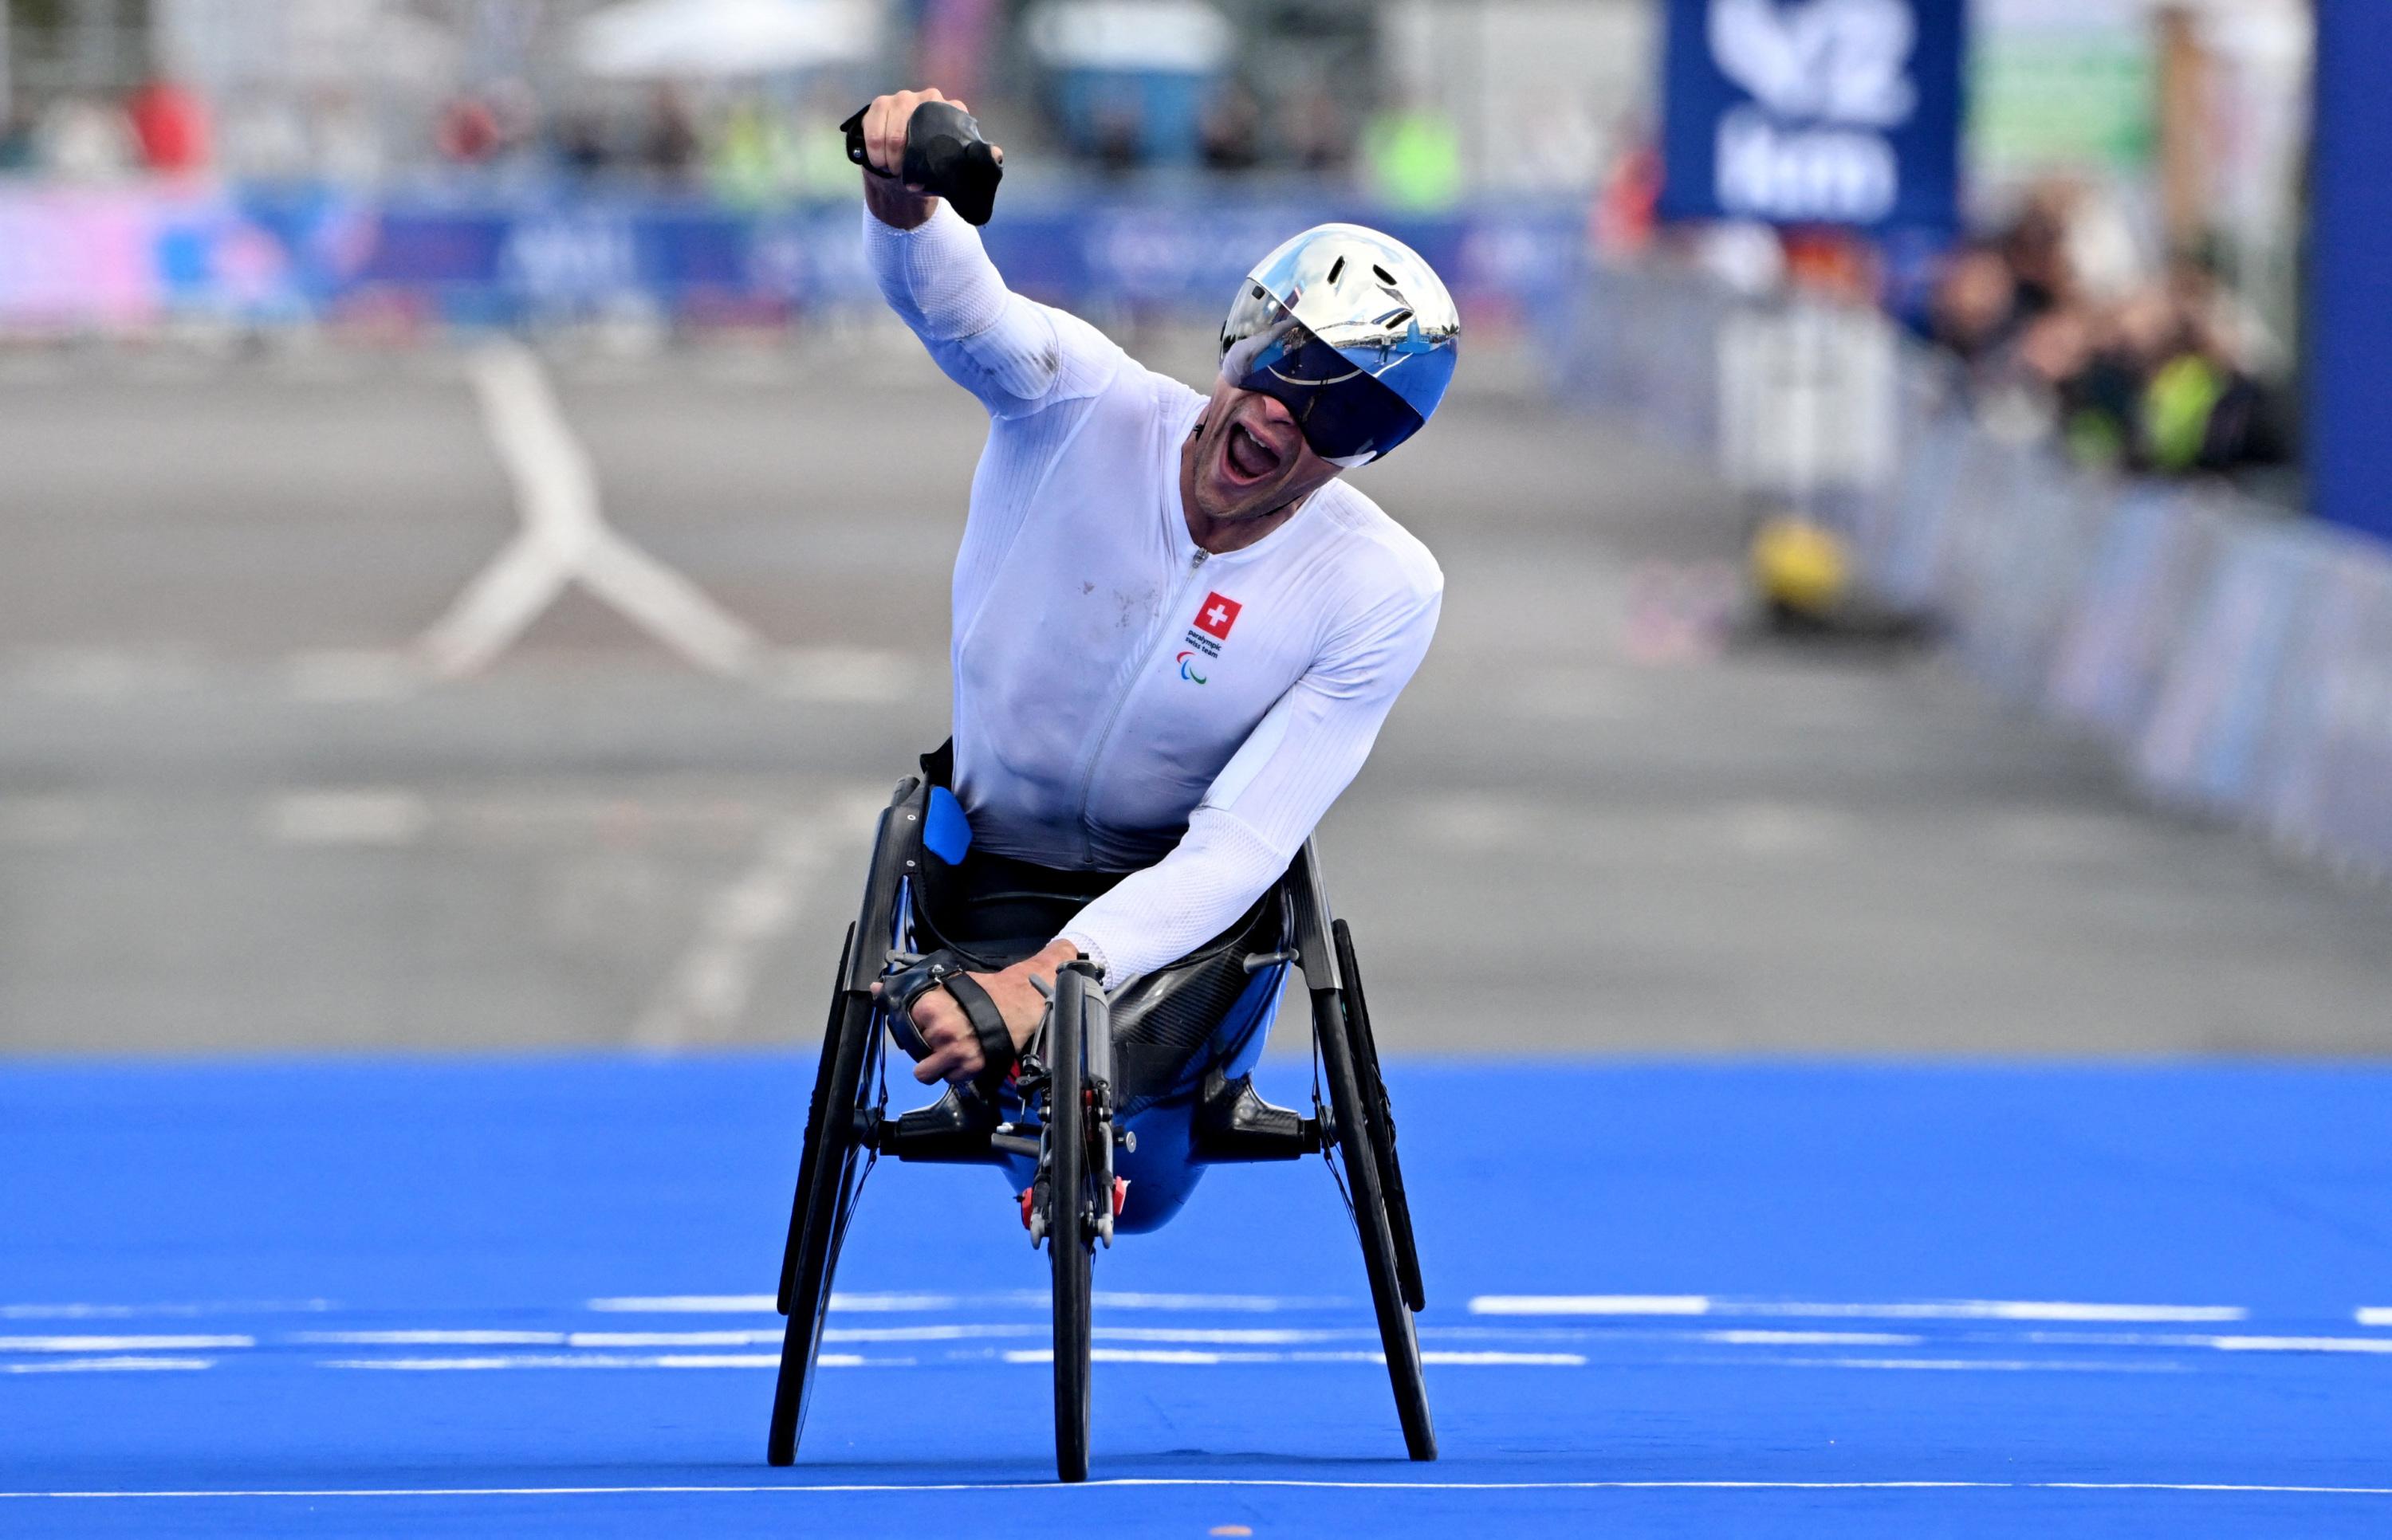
765, 751, 1433, 1482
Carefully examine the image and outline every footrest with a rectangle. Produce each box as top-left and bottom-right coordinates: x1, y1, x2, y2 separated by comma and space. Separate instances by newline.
878, 1086, 1012, 1165
1190, 1069, 1320, 1163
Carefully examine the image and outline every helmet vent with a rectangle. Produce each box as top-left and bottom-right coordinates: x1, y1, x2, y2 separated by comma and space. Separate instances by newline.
1372, 264, 1396, 285
1328, 256, 1347, 285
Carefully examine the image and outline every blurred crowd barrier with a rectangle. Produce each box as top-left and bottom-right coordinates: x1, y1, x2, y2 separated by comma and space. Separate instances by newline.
1563, 264, 2392, 881
0, 179, 1580, 332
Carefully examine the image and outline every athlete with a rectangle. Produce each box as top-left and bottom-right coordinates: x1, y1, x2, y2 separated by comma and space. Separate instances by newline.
853, 88, 1458, 1088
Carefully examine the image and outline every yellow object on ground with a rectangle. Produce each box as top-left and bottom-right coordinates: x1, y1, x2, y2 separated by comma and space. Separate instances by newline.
1750, 515, 1851, 615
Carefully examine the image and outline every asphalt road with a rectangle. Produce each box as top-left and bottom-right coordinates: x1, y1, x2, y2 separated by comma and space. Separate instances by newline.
1, 326, 2386, 1056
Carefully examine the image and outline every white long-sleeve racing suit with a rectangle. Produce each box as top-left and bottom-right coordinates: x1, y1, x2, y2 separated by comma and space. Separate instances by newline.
867, 203, 1443, 985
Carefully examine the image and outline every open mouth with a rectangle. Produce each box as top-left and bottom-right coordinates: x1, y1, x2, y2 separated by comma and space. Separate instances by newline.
1222, 419, 1286, 485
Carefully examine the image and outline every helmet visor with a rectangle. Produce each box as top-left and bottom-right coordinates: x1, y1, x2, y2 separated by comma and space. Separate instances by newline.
1219, 284, 1429, 466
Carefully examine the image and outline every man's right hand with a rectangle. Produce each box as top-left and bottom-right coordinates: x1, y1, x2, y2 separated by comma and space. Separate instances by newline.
858, 87, 1001, 232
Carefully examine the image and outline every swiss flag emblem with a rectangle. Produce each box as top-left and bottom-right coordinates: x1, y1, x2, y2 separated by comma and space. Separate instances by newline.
1193, 591, 1242, 639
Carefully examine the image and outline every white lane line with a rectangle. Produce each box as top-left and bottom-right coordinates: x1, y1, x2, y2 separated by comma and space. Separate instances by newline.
315, 1353, 906, 1371
293, 1332, 567, 1346
1467, 1296, 2248, 1324
999, 1348, 1587, 1368
1469, 1295, 1709, 1317
1754, 1357, 2188, 1373
585, 1291, 1345, 1314
424, 341, 765, 679
2356, 1307, 2392, 1327
628, 790, 879, 1051
0, 1300, 332, 1320
2205, 1335, 2392, 1355
11, 1479, 2390, 1499
1698, 1330, 1922, 1347
588, 1294, 779, 1313
826, 1325, 1044, 1343
259, 791, 431, 848
0, 1335, 253, 1352
1, 1357, 215, 1374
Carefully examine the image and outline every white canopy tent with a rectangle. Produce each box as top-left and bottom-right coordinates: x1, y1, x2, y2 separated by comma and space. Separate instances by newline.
575, 0, 879, 79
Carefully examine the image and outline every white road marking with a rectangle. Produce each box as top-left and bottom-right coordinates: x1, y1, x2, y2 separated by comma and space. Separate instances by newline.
2355, 1307, 2392, 1327
2203, 1335, 2392, 1354
1, 1357, 215, 1373
15, 1479, 2387, 1499
293, 1331, 567, 1346
1757, 1357, 2189, 1373
1698, 1330, 1922, 1346
316, 1353, 878, 1371
588, 1294, 780, 1313
629, 791, 878, 1050
0, 1334, 252, 1352
1093, 1291, 1349, 1313
584, 1290, 1344, 1314
1468, 1296, 2248, 1323
824, 1325, 1045, 1342
0, 1300, 332, 1320
259, 790, 432, 848
423, 342, 766, 679
1469, 1294, 1710, 1317
1000, 1347, 1587, 1368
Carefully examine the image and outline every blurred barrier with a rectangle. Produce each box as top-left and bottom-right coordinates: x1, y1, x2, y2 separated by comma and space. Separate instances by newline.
0, 179, 1583, 332
1562, 265, 2392, 881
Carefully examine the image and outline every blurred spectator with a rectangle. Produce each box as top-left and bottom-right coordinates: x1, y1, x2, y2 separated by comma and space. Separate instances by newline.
127, 78, 212, 175
1286, 86, 1348, 175
1921, 182, 2290, 478
1926, 242, 2020, 365
34, 96, 138, 181
643, 84, 701, 187
0, 108, 37, 174
1093, 100, 1144, 178
1362, 98, 1462, 212
435, 92, 505, 166
1199, 81, 1262, 173
710, 96, 803, 209
554, 111, 616, 181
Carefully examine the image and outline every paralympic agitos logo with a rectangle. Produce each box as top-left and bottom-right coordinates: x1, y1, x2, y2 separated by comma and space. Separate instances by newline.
1178, 591, 1241, 683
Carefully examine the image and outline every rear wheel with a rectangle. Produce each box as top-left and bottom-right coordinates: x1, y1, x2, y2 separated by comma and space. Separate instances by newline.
768, 926, 879, 1467
1046, 969, 1094, 1483
1317, 986, 1437, 1461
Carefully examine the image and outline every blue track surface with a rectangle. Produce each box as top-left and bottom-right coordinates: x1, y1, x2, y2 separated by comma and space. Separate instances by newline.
6, 1055, 2392, 1537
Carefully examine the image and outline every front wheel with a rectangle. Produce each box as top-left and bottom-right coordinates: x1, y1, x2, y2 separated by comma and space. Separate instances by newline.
1317, 986, 1437, 1461
768, 927, 879, 1467
1045, 968, 1095, 1483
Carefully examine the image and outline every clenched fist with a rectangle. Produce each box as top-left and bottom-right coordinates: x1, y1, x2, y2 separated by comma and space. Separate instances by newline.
856, 86, 1003, 231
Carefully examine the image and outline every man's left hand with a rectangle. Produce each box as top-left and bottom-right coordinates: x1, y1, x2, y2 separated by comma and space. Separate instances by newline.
903, 937, 1080, 1086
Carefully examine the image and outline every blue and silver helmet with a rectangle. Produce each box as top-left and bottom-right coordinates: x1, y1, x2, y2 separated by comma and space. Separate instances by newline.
1218, 223, 1460, 467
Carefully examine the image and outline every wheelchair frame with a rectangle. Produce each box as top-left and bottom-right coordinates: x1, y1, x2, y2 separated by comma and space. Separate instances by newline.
765, 772, 1434, 1482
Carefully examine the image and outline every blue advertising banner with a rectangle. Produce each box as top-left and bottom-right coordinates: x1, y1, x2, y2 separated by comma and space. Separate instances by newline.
1657, 0, 1965, 233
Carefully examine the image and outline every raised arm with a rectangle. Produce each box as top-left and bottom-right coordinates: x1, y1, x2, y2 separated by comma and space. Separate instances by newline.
1059, 579, 1445, 987
856, 88, 1120, 418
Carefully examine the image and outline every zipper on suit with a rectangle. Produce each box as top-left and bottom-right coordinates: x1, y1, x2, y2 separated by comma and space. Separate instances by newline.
1072, 548, 1210, 866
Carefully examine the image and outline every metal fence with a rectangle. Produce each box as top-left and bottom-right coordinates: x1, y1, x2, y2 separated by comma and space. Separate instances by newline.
1559, 264, 2392, 882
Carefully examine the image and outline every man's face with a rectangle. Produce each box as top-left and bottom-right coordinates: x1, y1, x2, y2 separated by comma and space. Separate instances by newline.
1186, 377, 1344, 525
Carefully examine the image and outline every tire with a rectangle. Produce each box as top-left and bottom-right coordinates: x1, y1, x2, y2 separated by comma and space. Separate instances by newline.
1317, 987, 1437, 1461
1332, 919, 1425, 1313
1046, 968, 1094, 1484
767, 926, 878, 1467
